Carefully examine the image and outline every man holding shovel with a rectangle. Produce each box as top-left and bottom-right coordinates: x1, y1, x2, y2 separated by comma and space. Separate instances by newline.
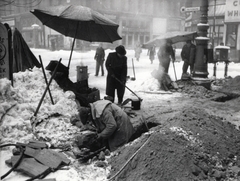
105, 45, 128, 105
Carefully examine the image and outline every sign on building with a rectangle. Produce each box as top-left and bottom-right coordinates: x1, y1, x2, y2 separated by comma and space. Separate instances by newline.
225, 0, 240, 22
0, 22, 10, 79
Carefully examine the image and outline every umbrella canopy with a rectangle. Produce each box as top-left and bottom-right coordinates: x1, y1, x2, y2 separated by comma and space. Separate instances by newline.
31, 5, 122, 43
31, 5, 122, 67
142, 31, 197, 49
13, 28, 41, 72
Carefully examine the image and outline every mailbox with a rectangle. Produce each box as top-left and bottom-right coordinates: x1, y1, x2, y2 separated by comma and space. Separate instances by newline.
215, 45, 230, 62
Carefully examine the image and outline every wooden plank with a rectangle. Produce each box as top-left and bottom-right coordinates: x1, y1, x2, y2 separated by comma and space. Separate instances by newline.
27, 141, 47, 149
24, 146, 39, 157
48, 150, 71, 165
16, 141, 47, 149
34, 149, 62, 169
11, 156, 50, 177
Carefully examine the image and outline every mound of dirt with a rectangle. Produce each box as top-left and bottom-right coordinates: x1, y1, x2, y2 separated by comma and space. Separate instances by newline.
108, 106, 240, 181
176, 80, 228, 101
216, 76, 240, 97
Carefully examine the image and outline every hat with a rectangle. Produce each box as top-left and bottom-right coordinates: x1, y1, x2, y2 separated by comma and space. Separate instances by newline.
115, 45, 126, 56
79, 107, 91, 125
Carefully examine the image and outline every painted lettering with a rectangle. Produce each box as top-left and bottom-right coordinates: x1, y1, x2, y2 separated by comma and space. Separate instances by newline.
228, 10, 240, 17
233, 1, 238, 6
234, 10, 239, 16
228, 11, 233, 16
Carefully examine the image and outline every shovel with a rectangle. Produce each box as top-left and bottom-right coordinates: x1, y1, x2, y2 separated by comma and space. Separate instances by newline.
113, 76, 142, 101
131, 58, 136, 81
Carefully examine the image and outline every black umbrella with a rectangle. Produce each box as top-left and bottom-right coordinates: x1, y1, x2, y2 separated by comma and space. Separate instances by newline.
142, 31, 197, 48
13, 28, 41, 72
31, 5, 122, 67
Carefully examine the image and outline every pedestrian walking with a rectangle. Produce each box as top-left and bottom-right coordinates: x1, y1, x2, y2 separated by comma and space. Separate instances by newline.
181, 40, 196, 79
105, 45, 127, 104
158, 39, 175, 73
94, 43, 105, 76
147, 45, 156, 64
134, 41, 142, 61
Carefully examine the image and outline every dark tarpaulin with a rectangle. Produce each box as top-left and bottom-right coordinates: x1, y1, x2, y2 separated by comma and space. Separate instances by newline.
13, 28, 41, 72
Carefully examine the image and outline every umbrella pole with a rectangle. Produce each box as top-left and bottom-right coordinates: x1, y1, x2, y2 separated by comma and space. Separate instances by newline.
68, 23, 79, 68
68, 37, 76, 68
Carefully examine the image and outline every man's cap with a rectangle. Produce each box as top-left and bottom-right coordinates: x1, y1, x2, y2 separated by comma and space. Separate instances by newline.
115, 45, 127, 56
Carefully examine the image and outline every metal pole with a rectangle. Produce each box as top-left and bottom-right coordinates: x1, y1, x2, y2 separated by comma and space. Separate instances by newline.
34, 58, 62, 117
212, 0, 217, 77
39, 55, 54, 105
212, 0, 216, 47
68, 22, 79, 68
193, 0, 209, 78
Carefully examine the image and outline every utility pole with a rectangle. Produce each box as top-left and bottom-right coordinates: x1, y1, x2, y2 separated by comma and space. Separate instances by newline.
212, 0, 216, 46
192, 0, 211, 89
212, 0, 217, 77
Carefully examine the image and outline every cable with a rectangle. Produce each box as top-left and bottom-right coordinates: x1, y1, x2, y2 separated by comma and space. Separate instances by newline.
0, 143, 24, 180
108, 134, 152, 181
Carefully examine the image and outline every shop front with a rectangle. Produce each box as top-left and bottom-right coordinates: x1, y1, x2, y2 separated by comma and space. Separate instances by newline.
224, 0, 240, 62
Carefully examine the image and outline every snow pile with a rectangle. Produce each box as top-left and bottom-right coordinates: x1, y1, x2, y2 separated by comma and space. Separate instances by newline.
0, 68, 79, 146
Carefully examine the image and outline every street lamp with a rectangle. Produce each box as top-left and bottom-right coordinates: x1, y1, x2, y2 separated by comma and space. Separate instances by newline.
192, 0, 211, 89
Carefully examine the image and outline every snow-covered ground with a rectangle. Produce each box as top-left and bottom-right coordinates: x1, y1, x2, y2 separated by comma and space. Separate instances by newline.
0, 47, 239, 181
32, 48, 240, 99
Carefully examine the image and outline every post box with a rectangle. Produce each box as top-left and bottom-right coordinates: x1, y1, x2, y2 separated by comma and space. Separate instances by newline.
215, 45, 230, 62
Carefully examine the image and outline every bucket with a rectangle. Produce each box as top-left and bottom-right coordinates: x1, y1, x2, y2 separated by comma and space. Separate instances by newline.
131, 99, 141, 110
76, 66, 88, 81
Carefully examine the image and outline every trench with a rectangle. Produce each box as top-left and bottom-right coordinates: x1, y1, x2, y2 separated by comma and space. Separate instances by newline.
213, 93, 239, 102
130, 121, 160, 141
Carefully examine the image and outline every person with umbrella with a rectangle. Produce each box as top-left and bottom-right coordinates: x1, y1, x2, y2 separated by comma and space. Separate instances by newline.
180, 40, 196, 79
105, 45, 128, 105
94, 43, 105, 76
157, 39, 175, 73
71, 99, 134, 152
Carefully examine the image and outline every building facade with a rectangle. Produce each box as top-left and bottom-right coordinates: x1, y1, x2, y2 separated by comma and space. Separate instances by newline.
0, 0, 186, 50
184, 0, 240, 62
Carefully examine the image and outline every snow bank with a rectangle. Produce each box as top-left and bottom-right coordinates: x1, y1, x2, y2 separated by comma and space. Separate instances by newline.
0, 68, 79, 146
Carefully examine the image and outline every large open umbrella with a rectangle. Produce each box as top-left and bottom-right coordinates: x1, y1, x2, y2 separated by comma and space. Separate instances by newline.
31, 5, 122, 67
142, 31, 197, 49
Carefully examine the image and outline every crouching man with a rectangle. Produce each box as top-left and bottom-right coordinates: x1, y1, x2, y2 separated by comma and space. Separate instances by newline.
72, 99, 135, 152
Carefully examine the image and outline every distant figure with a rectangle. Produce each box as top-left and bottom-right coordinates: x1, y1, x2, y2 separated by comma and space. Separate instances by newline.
105, 45, 127, 104
148, 45, 156, 64
94, 43, 105, 76
158, 39, 175, 73
134, 41, 142, 61
181, 40, 196, 77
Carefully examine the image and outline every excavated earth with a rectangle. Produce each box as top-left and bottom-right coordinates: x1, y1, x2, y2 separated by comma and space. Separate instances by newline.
108, 76, 240, 181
